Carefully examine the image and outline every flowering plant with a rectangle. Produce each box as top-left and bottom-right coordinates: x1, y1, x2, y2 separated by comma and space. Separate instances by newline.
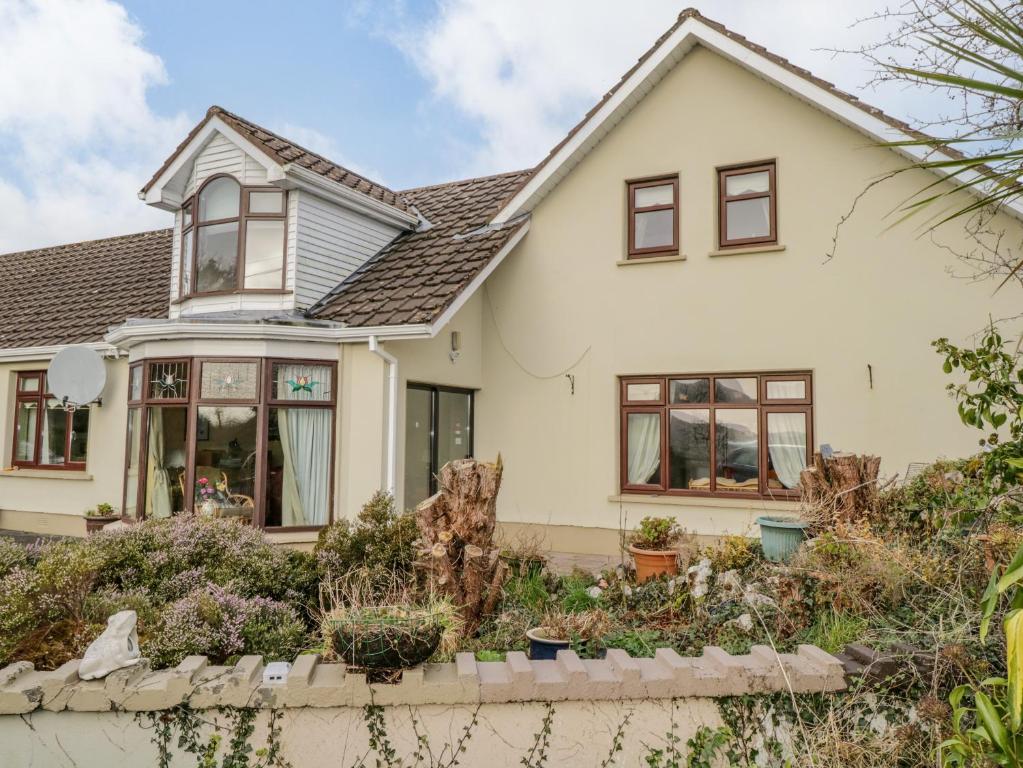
194, 476, 228, 506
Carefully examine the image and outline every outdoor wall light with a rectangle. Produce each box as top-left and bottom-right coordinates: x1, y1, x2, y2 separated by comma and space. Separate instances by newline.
449, 331, 461, 363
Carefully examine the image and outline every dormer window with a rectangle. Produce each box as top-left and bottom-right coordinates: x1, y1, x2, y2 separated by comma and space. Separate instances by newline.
180, 175, 286, 297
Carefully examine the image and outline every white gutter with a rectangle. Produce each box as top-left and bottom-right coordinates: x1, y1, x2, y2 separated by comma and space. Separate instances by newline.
0, 342, 120, 362
104, 320, 432, 349
368, 335, 399, 497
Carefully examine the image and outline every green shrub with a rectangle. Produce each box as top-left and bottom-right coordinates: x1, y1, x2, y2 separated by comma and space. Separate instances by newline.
314, 492, 419, 585
0, 566, 40, 665
0, 538, 29, 579
560, 574, 600, 613
630, 516, 684, 550
801, 609, 868, 654
503, 572, 550, 615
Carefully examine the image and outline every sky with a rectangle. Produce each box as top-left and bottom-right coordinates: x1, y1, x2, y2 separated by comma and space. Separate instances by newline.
0, 0, 931, 253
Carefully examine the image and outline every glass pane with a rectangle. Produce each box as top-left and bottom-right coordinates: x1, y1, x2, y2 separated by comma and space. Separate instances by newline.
725, 198, 771, 241
715, 377, 757, 404
17, 375, 40, 393
437, 390, 472, 470
626, 382, 661, 402
634, 183, 673, 208
404, 387, 433, 510
193, 406, 258, 522
181, 229, 193, 296
271, 362, 333, 401
626, 412, 660, 485
766, 380, 806, 400
715, 409, 759, 492
633, 209, 674, 250
145, 407, 188, 519
148, 361, 189, 400
725, 170, 770, 196
243, 220, 284, 289
266, 407, 331, 527
201, 361, 259, 400
42, 400, 68, 465
124, 408, 142, 519
196, 222, 239, 293
669, 379, 709, 404
70, 408, 89, 463
198, 176, 240, 221
182, 202, 193, 229
129, 366, 142, 401
249, 190, 283, 214
14, 401, 37, 462
669, 409, 711, 490
767, 411, 807, 491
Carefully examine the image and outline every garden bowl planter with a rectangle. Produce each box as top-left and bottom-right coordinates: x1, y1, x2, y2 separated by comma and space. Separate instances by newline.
330, 607, 444, 670
526, 627, 570, 660
85, 515, 120, 534
756, 516, 808, 563
628, 544, 679, 583
500, 552, 547, 578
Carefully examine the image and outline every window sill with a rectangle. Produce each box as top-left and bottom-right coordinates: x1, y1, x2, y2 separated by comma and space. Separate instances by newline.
173, 290, 293, 305
265, 529, 323, 545
609, 493, 798, 509
617, 254, 686, 266
709, 244, 786, 257
0, 468, 93, 481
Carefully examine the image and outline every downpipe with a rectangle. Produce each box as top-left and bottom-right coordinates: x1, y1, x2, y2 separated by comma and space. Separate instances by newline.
368, 335, 398, 497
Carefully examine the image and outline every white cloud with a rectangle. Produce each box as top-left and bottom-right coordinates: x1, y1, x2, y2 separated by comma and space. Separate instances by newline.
388, 0, 923, 175
0, 0, 190, 252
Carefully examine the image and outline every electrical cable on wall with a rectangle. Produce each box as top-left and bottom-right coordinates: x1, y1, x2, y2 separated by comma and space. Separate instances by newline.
483, 285, 591, 380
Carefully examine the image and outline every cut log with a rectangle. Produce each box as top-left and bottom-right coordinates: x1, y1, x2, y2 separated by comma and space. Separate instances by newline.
800, 452, 881, 529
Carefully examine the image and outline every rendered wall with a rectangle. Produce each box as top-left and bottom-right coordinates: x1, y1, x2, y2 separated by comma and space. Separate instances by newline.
476, 43, 1023, 538
0, 357, 130, 536
0, 645, 845, 767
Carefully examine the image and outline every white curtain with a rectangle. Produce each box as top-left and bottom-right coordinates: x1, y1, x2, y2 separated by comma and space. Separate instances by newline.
145, 409, 173, 519
767, 412, 807, 490
627, 413, 661, 484
276, 364, 331, 526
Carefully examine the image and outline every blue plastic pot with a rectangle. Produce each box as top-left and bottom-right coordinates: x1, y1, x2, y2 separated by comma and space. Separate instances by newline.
756, 516, 809, 563
526, 628, 570, 660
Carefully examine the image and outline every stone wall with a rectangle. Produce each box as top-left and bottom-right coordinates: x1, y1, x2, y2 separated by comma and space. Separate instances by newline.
0, 646, 846, 767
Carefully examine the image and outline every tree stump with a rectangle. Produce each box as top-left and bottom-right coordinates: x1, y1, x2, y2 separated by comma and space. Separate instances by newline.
800, 452, 881, 529
415, 457, 509, 636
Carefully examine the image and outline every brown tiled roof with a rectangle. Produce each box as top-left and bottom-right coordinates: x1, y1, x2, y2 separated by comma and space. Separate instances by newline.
309, 170, 531, 327
0, 229, 172, 349
141, 106, 412, 215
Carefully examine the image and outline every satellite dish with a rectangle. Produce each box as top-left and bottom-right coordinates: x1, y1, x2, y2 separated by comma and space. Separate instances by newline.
47, 346, 107, 408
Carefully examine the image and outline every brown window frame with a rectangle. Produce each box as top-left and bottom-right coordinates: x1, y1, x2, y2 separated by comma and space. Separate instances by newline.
179, 174, 289, 300
11, 371, 89, 471
717, 161, 777, 249
122, 356, 336, 531
627, 174, 679, 258
619, 371, 812, 499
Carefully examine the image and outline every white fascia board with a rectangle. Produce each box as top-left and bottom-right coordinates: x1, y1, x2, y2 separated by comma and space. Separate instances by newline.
492, 17, 1023, 224
141, 116, 281, 211
0, 342, 119, 362
426, 219, 531, 336
104, 320, 433, 350
268, 164, 418, 230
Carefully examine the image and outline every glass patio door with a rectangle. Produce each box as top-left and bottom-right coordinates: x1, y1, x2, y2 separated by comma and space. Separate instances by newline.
403, 385, 474, 510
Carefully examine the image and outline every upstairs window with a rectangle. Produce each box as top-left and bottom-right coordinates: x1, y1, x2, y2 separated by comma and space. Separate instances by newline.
627, 174, 679, 258
180, 175, 286, 297
718, 161, 776, 248
11, 371, 89, 470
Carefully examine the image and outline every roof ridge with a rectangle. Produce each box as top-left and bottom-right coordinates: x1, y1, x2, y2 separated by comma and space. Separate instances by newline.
208, 105, 407, 201
0, 228, 173, 260
399, 168, 532, 195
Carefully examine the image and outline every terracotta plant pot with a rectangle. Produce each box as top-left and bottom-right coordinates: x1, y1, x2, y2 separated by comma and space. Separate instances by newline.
628, 544, 679, 583
84, 515, 120, 535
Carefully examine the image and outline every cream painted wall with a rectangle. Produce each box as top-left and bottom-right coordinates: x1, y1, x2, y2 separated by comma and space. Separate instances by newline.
0, 358, 130, 535
475, 44, 1023, 539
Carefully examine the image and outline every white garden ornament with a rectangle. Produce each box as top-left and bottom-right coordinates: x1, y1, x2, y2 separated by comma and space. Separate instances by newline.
78, 610, 142, 680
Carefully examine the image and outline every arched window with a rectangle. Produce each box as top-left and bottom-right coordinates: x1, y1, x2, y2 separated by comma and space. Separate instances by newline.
180, 175, 286, 297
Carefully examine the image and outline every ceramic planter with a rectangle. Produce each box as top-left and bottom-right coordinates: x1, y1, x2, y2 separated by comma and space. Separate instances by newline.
500, 552, 546, 578
628, 544, 680, 583
526, 627, 570, 660
756, 516, 808, 563
84, 515, 120, 535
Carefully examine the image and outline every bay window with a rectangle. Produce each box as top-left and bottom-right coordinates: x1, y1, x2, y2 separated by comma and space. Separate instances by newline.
620, 372, 811, 497
179, 175, 286, 298
123, 357, 335, 529
12, 371, 89, 470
